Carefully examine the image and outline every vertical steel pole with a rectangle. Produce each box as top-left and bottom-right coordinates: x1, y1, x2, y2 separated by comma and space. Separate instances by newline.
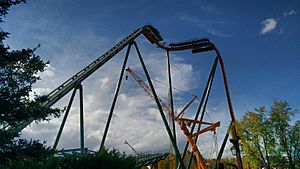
181, 57, 218, 163
99, 43, 132, 151
79, 84, 84, 154
166, 50, 178, 167
53, 87, 78, 150
133, 42, 186, 169
213, 122, 232, 169
215, 48, 243, 169
187, 65, 215, 169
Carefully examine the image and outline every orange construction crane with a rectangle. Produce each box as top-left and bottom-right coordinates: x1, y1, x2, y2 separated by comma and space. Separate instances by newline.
126, 67, 220, 169
124, 140, 138, 155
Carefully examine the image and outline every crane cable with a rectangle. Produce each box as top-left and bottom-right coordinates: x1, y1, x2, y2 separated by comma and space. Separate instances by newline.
204, 110, 219, 160
126, 68, 199, 99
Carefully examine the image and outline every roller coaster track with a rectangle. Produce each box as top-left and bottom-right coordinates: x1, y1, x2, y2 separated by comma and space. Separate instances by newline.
6, 25, 243, 169
136, 152, 169, 166
7, 25, 160, 135
55, 148, 168, 167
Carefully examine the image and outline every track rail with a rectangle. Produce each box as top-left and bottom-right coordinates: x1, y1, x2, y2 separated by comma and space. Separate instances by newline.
8, 25, 163, 135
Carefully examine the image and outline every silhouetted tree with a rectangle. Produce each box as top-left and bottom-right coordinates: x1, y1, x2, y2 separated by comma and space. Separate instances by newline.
0, 0, 59, 157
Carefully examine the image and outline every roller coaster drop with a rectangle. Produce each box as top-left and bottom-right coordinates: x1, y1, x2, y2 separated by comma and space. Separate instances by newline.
8, 25, 243, 169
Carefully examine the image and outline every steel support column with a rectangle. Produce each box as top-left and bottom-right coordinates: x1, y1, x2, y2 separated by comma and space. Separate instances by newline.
215, 48, 243, 169
186, 57, 218, 169
79, 84, 84, 154
133, 42, 186, 169
99, 43, 133, 151
181, 57, 218, 162
213, 122, 232, 169
166, 50, 178, 167
53, 87, 78, 150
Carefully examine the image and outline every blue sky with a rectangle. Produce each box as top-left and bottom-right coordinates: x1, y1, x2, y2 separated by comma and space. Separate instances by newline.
2, 0, 300, 157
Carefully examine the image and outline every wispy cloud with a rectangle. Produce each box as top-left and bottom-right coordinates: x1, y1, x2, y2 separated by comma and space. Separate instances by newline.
260, 18, 277, 35
207, 29, 231, 38
38, 64, 55, 78
283, 9, 297, 16
177, 14, 231, 38
259, 9, 297, 35
199, 5, 220, 15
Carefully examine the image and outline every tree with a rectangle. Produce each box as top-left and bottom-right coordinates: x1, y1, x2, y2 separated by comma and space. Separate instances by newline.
0, 148, 139, 169
238, 101, 299, 169
269, 101, 297, 169
0, 0, 59, 146
290, 121, 300, 165
238, 107, 273, 169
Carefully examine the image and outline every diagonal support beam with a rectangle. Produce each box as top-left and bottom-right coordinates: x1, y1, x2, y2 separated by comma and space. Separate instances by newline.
213, 122, 233, 169
175, 96, 198, 120
133, 42, 186, 169
166, 50, 178, 167
99, 43, 132, 151
186, 57, 218, 169
214, 48, 243, 169
181, 57, 218, 162
53, 87, 78, 150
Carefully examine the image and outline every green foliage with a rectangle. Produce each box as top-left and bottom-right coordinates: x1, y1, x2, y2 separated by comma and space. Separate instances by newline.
0, 0, 25, 22
269, 101, 298, 169
0, 148, 140, 169
0, 0, 60, 146
237, 106, 273, 168
0, 139, 52, 163
238, 100, 299, 169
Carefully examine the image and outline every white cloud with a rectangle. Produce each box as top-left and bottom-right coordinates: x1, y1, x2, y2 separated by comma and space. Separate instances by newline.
29, 87, 52, 100
32, 87, 52, 95
260, 18, 277, 35
42, 64, 55, 78
99, 77, 110, 89
207, 29, 231, 38
283, 9, 297, 16
34, 64, 55, 79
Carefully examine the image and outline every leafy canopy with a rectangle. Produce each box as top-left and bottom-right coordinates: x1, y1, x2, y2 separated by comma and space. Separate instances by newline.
0, 0, 59, 145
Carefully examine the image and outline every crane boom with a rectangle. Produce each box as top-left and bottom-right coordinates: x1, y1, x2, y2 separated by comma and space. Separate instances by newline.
126, 67, 220, 169
126, 67, 172, 117
124, 140, 138, 155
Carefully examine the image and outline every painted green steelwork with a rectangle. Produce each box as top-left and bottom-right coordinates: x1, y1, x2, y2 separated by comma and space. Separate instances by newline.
133, 42, 186, 169
7, 25, 161, 136
53, 87, 77, 150
187, 57, 218, 169
213, 122, 232, 169
99, 43, 132, 151
166, 50, 178, 168
79, 84, 84, 154
181, 57, 218, 164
